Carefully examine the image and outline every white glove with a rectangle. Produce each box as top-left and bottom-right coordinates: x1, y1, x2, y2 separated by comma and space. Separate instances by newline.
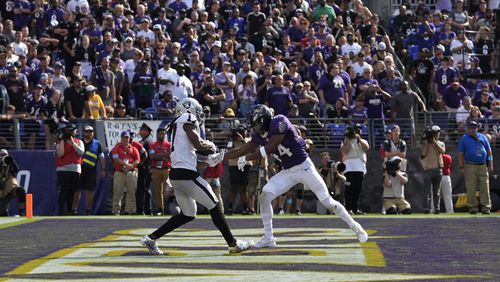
207, 150, 225, 167
237, 156, 247, 171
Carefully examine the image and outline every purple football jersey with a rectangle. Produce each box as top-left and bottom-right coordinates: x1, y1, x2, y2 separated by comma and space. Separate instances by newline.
251, 115, 308, 169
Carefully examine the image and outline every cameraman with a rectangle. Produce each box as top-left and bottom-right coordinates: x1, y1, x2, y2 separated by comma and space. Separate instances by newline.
317, 152, 346, 214
420, 125, 446, 214
55, 124, 85, 215
383, 156, 411, 214
0, 149, 25, 216
341, 125, 369, 215
383, 125, 407, 172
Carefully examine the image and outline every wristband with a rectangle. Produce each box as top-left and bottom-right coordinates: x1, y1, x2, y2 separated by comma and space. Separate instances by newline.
487, 156, 493, 161
259, 146, 267, 158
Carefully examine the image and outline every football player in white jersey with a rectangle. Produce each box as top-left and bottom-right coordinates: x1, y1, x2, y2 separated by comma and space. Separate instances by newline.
141, 98, 252, 254
208, 105, 368, 248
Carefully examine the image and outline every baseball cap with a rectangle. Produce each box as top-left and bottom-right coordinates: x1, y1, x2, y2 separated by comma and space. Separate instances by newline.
84, 125, 94, 131
40, 73, 49, 80
224, 108, 235, 117
153, 24, 162, 30
377, 42, 387, 51
0, 149, 8, 156
203, 67, 212, 73
213, 41, 222, 48
140, 123, 152, 132
86, 85, 98, 92
35, 84, 43, 89
430, 125, 441, 132
436, 44, 445, 51
468, 120, 479, 127
223, 61, 231, 66
121, 130, 131, 137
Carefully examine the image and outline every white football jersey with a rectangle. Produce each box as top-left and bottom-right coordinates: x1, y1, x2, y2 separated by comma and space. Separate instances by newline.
168, 113, 200, 171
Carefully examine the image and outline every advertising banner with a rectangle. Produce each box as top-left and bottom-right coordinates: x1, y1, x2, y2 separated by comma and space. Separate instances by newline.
102, 120, 168, 150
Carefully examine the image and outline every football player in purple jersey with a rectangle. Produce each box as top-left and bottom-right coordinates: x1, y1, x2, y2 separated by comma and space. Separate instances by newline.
207, 105, 368, 248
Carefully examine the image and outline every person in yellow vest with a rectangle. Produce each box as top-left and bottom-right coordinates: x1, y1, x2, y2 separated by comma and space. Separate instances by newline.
72, 125, 105, 215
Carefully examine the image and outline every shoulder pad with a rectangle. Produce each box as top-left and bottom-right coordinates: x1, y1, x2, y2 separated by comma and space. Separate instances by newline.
176, 113, 198, 125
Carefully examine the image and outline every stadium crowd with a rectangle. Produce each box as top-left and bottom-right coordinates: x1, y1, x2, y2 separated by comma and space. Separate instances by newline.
0, 0, 497, 216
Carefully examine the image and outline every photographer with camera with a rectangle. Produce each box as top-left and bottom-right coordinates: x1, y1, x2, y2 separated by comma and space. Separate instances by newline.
383, 125, 407, 172
420, 125, 446, 214
317, 152, 346, 214
341, 124, 369, 215
55, 123, 85, 215
383, 156, 411, 214
0, 149, 25, 216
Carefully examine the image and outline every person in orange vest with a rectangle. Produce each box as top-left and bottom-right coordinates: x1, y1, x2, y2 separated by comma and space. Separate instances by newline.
55, 123, 84, 215
110, 130, 140, 215
149, 127, 171, 215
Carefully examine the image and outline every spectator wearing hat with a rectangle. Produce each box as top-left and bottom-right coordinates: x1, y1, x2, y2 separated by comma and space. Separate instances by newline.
56, 123, 85, 215
64, 75, 88, 119
266, 74, 294, 116
458, 121, 493, 214
157, 57, 179, 97
431, 44, 446, 68
149, 127, 171, 215
420, 125, 445, 214
380, 66, 404, 97
74, 35, 97, 80
110, 130, 140, 215
235, 59, 258, 85
442, 81, 467, 112
137, 18, 155, 45
73, 125, 105, 215
283, 61, 302, 85
86, 59, 111, 103
349, 95, 368, 125
383, 125, 408, 172
84, 85, 107, 119
23, 84, 48, 149
52, 63, 70, 95
318, 63, 347, 115
215, 62, 236, 110
131, 60, 156, 110
235, 34, 256, 55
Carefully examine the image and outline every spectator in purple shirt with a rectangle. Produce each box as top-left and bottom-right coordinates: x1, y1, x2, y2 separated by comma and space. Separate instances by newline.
265, 74, 293, 116
317, 63, 347, 115
349, 95, 368, 125
442, 81, 467, 112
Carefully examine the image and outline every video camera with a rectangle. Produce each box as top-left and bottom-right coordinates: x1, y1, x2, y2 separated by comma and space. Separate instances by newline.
57, 124, 77, 141
385, 157, 402, 177
327, 160, 346, 173
345, 124, 362, 139
421, 125, 440, 142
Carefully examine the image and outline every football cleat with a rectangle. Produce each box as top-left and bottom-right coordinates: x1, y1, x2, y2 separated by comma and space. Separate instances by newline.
140, 235, 164, 255
229, 239, 253, 253
251, 236, 277, 249
351, 222, 368, 243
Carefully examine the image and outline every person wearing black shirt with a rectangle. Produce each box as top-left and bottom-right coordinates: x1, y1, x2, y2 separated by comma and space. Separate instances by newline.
411, 49, 434, 106
201, 76, 225, 115
64, 76, 88, 119
4, 71, 27, 113
246, 2, 266, 52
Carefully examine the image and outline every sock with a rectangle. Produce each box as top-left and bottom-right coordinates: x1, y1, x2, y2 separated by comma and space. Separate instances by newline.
209, 204, 236, 246
320, 196, 356, 228
150, 213, 195, 239
260, 191, 275, 239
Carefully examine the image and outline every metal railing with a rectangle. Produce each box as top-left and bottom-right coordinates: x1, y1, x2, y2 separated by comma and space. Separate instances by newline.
2, 114, 499, 151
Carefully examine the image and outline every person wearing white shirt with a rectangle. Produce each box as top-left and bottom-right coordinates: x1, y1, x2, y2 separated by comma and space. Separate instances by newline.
450, 31, 474, 68
171, 64, 193, 100
157, 58, 179, 96
10, 31, 28, 56
215, 62, 236, 111
341, 34, 362, 57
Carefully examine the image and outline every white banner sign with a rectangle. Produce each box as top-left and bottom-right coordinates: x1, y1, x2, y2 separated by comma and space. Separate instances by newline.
103, 120, 164, 150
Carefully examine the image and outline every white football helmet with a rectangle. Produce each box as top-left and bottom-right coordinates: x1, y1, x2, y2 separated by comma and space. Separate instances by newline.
176, 97, 204, 122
